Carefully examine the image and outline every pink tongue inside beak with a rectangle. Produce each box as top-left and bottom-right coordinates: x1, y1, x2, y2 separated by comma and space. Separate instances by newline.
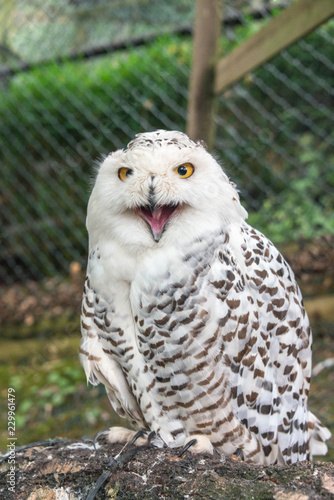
136, 205, 179, 241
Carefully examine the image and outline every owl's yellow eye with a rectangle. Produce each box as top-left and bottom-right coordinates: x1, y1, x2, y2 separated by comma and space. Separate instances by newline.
174, 163, 194, 179
118, 167, 133, 181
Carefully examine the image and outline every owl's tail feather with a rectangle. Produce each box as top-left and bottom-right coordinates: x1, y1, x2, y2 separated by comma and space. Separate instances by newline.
308, 411, 331, 458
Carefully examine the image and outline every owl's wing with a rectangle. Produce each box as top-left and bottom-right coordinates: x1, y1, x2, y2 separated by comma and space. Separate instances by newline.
227, 224, 314, 463
80, 276, 144, 426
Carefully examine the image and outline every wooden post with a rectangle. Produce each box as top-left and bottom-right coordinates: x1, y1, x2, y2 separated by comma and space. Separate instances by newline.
186, 0, 223, 149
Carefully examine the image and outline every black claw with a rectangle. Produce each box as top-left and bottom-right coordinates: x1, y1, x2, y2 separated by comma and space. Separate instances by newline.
93, 429, 109, 449
235, 447, 243, 458
178, 438, 197, 457
130, 429, 148, 445
147, 431, 156, 445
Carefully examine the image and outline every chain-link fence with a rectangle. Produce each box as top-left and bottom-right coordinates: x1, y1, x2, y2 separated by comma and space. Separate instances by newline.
1, 0, 333, 285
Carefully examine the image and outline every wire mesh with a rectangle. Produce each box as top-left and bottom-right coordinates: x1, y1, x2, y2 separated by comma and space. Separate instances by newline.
0, 0, 333, 285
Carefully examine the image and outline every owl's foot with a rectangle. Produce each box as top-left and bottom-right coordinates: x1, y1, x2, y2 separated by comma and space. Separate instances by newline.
179, 435, 214, 456
86, 430, 155, 500
107, 426, 148, 446
93, 426, 165, 450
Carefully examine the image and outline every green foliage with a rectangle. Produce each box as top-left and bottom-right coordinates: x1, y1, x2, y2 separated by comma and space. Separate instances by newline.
8, 363, 83, 428
248, 134, 334, 243
1, 34, 190, 153
255, 22, 334, 108
1, 332, 123, 447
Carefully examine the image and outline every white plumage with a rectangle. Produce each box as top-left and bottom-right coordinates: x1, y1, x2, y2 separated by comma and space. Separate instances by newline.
80, 130, 330, 464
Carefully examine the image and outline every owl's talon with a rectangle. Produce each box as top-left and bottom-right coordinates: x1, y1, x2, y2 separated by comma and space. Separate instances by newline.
129, 429, 148, 445
178, 438, 198, 457
130, 430, 157, 447
93, 429, 110, 448
147, 431, 156, 445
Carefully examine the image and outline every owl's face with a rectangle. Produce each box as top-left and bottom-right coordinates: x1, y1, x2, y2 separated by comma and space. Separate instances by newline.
87, 130, 247, 250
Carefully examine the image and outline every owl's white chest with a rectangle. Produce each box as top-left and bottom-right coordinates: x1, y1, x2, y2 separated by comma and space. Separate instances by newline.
90, 231, 249, 441
87, 235, 212, 414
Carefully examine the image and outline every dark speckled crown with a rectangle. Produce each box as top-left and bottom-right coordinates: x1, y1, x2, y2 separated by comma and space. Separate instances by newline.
126, 130, 205, 151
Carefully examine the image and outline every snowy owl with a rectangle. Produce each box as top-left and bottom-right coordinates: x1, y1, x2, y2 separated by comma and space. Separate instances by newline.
80, 130, 330, 465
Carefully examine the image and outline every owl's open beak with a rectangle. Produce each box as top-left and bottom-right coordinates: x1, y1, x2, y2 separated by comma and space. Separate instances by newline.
135, 204, 180, 242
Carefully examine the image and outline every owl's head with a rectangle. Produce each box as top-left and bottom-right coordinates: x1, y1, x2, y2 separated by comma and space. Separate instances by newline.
87, 130, 247, 250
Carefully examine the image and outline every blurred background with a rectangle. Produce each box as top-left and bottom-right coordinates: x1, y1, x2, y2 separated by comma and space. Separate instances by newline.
0, 0, 333, 459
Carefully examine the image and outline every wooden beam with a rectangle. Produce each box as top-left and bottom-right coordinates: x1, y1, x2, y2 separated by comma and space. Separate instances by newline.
187, 0, 223, 148
215, 0, 334, 94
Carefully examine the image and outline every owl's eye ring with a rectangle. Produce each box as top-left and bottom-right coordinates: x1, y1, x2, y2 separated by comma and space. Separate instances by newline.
118, 167, 133, 181
174, 163, 194, 179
